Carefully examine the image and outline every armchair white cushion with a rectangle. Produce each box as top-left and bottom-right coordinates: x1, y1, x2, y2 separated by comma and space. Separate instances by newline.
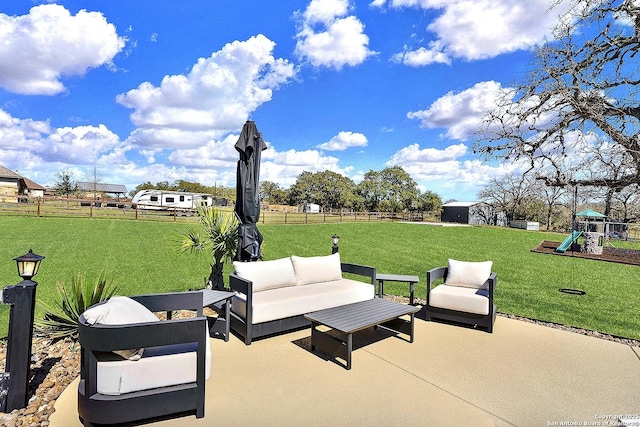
82, 296, 159, 360
445, 259, 493, 289
96, 333, 211, 395
83, 296, 159, 326
428, 286, 490, 315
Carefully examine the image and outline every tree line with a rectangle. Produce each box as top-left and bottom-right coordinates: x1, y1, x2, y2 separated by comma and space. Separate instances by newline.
128, 166, 442, 214
260, 166, 441, 213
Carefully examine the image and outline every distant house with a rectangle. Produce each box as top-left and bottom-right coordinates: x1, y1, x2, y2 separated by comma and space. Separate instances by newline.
22, 177, 46, 199
441, 201, 506, 226
0, 165, 21, 203
0, 165, 46, 202
77, 182, 128, 199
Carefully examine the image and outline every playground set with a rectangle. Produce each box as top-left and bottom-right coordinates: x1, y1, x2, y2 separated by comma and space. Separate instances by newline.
555, 209, 637, 255
531, 209, 640, 295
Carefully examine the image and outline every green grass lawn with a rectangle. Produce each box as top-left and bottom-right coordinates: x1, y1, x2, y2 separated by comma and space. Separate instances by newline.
0, 217, 638, 340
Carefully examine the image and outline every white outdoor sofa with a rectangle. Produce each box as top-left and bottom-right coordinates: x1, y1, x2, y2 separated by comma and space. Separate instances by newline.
426, 259, 497, 333
229, 252, 376, 345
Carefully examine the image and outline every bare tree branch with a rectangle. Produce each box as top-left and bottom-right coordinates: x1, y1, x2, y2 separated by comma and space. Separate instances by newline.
476, 0, 640, 191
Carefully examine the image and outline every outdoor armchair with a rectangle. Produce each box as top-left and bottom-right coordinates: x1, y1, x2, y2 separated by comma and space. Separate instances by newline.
77, 291, 209, 426
426, 259, 497, 333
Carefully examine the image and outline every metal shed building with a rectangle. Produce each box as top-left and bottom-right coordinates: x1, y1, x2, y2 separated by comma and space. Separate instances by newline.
441, 201, 501, 225
76, 182, 128, 199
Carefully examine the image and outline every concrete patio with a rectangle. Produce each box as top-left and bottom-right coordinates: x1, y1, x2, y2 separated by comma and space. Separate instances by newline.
50, 312, 640, 426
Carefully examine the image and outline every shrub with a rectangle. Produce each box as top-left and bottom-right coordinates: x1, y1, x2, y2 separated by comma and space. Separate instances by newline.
35, 271, 118, 340
177, 205, 238, 290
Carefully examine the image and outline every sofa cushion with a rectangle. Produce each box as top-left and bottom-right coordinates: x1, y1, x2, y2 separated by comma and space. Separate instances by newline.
233, 257, 296, 292
446, 259, 493, 289
291, 253, 342, 286
429, 284, 490, 315
232, 278, 374, 324
82, 296, 160, 360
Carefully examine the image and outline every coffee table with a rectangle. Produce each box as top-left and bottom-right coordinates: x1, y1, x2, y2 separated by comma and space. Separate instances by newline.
304, 298, 420, 370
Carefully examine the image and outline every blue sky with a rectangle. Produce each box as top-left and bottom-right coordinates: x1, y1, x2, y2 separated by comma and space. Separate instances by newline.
0, 0, 570, 201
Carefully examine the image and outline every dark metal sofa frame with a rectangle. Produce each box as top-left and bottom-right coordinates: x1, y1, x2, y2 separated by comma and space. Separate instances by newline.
77, 291, 207, 426
426, 267, 497, 333
229, 262, 376, 345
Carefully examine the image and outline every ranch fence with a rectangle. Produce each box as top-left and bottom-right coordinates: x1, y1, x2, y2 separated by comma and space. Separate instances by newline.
0, 197, 437, 224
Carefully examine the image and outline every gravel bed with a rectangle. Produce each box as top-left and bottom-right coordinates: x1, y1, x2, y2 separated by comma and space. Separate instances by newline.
0, 335, 80, 427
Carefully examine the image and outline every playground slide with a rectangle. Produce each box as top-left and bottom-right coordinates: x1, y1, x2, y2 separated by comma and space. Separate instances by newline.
556, 231, 583, 253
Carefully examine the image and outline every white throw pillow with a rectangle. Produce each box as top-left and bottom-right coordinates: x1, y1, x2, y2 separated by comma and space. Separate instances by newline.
291, 253, 342, 286
233, 258, 297, 292
82, 296, 160, 360
445, 259, 493, 289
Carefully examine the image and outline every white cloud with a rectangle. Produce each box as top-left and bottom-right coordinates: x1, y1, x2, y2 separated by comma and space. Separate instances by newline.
43, 124, 123, 164
384, 142, 510, 199
0, 108, 126, 166
392, 44, 451, 66
374, 0, 570, 65
0, 110, 50, 148
261, 147, 347, 187
388, 142, 467, 164
304, 0, 350, 24
0, 101, 348, 195
370, 0, 441, 6
317, 131, 368, 151
0, 4, 125, 95
407, 80, 506, 141
0, 108, 135, 187
295, 0, 376, 69
168, 134, 239, 168
125, 128, 224, 151
117, 34, 296, 149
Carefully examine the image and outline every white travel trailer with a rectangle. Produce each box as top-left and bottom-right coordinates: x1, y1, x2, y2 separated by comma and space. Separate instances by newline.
131, 190, 214, 211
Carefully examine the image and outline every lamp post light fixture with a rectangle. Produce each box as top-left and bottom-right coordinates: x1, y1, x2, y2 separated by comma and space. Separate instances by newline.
1, 249, 45, 412
14, 249, 44, 281
331, 234, 340, 254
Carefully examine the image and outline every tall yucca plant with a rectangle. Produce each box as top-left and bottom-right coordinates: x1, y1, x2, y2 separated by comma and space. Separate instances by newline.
178, 205, 238, 290
35, 271, 118, 339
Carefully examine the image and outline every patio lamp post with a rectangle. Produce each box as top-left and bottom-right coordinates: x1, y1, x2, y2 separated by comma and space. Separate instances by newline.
331, 234, 340, 254
0, 249, 45, 412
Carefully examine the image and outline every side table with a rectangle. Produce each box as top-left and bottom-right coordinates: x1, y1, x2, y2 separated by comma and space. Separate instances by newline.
202, 289, 235, 341
376, 273, 420, 305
